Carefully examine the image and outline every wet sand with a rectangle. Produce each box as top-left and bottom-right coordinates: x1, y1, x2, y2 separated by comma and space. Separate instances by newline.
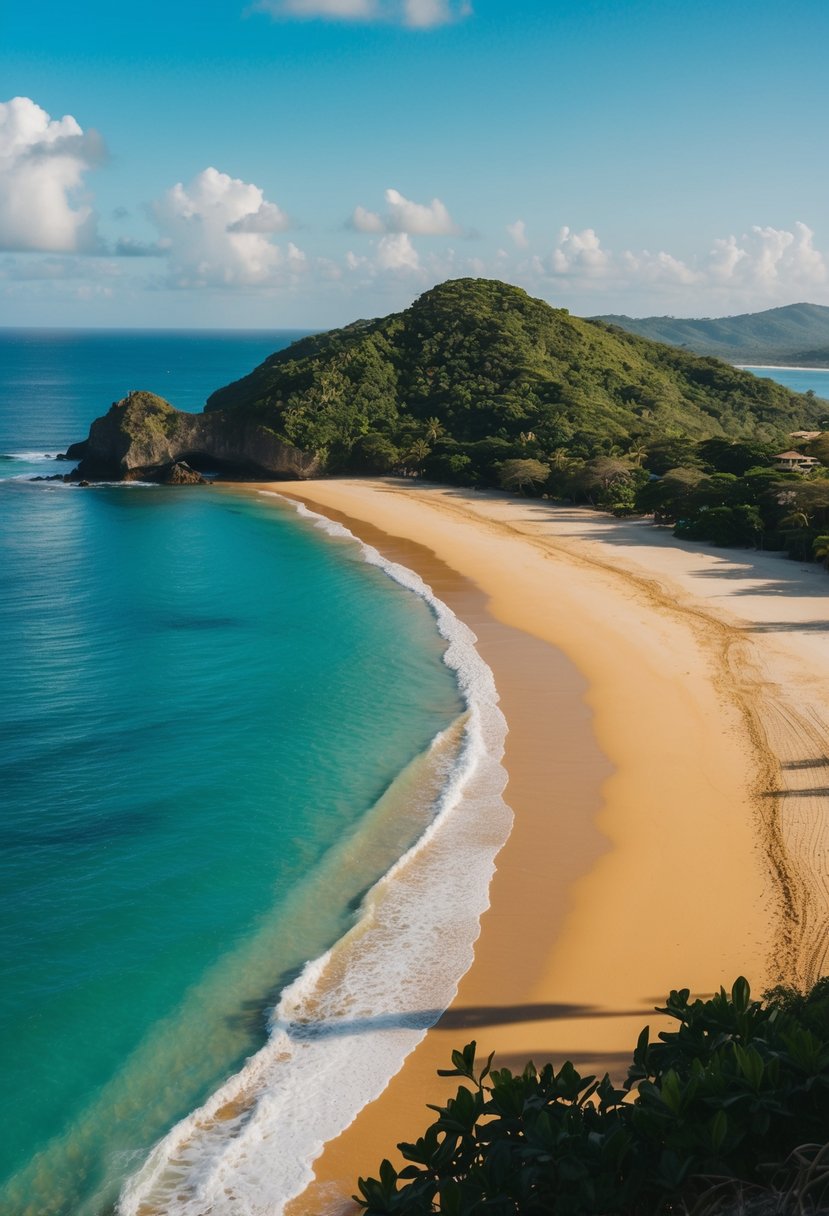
247, 479, 829, 1215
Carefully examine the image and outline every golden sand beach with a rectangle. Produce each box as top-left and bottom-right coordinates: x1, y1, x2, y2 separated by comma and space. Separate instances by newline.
248, 478, 829, 1215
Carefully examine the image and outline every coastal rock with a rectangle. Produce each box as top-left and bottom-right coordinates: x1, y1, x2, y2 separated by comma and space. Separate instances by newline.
64, 390, 321, 483
162, 461, 208, 485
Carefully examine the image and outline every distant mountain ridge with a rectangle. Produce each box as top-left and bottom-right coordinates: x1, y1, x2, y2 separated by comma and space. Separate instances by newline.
592, 302, 829, 365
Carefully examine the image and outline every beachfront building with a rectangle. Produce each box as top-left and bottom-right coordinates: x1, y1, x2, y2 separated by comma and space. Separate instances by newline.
773, 450, 821, 472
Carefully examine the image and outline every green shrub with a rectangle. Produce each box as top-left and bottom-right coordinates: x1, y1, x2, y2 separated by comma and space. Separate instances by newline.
356, 978, 829, 1215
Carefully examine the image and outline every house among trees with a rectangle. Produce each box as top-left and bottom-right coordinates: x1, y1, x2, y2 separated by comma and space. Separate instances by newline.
773, 450, 821, 472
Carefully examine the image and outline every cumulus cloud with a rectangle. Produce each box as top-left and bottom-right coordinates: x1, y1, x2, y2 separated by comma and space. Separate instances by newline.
506, 219, 528, 249
255, 0, 470, 26
550, 226, 612, 277
376, 232, 420, 270
338, 218, 829, 309
227, 200, 291, 233
350, 204, 386, 234
708, 222, 826, 290
150, 167, 303, 288
530, 221, 828, 307
349, 187, 460, 235
512, 220, 821, 313
0, 96, 105, 253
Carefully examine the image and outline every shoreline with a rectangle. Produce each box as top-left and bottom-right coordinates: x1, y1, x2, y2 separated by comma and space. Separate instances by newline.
241, 479, 829, 1216
737, 363, 829, 372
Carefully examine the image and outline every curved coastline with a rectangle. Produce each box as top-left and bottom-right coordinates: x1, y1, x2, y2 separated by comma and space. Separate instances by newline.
125, 474, 829, 1216
257, 478, 817, 1216
118, 492, 514, 1216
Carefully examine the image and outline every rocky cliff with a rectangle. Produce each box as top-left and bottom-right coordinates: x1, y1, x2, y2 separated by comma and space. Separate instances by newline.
64, 391, 321, 482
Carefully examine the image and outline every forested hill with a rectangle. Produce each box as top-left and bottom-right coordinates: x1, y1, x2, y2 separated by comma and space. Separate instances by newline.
206, 279, 821, 473
593, 302, 829, 365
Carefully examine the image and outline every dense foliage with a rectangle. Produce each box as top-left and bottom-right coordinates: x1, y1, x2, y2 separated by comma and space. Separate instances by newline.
601, 435, 829, 560
594, 302, 829, 366
357, 978, 829, 1216
205, 280, 821, 480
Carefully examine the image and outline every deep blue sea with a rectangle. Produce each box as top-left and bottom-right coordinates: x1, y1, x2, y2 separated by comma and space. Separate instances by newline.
0, 332, 486, 1216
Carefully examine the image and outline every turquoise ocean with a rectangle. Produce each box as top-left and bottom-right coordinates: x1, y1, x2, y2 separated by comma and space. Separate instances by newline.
3, 339, 825, 1216
0, 331, 512, 1216
740, 365, 829, 399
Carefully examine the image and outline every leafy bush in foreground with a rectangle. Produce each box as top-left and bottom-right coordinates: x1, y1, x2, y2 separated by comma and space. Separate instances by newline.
356, 978, 829, 1215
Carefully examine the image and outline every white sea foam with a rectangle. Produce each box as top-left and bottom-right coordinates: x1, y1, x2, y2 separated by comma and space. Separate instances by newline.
119, 493, 512, 1216
737, 364, 829, 372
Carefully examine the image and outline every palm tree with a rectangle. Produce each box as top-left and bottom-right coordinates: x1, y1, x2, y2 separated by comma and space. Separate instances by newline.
424, 417, 444, 443
404, 439, 431, 476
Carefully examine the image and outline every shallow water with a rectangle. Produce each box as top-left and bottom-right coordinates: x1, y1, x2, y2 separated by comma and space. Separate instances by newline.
0, 332, 479, 1214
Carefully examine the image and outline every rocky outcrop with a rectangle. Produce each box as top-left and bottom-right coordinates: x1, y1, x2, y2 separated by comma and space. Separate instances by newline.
64, 391, 321, 483
162, 461, 208, 485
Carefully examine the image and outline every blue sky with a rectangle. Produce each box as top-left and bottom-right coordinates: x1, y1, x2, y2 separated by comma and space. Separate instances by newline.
2, 0, 827, 326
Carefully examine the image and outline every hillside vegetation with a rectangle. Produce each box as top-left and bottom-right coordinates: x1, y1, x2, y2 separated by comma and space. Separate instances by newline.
593, 302, 829, 366
205, 280, 821, 483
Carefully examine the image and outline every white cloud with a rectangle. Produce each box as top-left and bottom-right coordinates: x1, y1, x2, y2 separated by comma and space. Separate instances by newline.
521, 219, 829, 312
0, 96, 105, 253
506, 219, 528, 249
150, 167, 303, 288
620, 248, 699, 286
349, 187, 460, 235
255, 0, 470, 26
402, 0, 470, 28
350, 204, 385, 233
259, 0, 376, 16
227, 200, 291, 233
707, 222, 826, 290
550, 226, 612, 277
376, 232, 420, 271
385, 187, 458, 234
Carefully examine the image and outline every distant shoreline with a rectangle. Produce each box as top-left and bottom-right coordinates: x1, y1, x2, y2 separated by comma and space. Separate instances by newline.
738, 363, 829, 372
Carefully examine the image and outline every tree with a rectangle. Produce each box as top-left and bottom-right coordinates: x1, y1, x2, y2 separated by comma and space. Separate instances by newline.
351, 433, 401, 473
676, 504, 763, 547
813, 534, 829, 568
697, 437, 777, 475
627, 440, 648, 467
645, 437, 701, 475
403, 439, 431, 476
497, 458, 550, 494
636, 467, 706, 524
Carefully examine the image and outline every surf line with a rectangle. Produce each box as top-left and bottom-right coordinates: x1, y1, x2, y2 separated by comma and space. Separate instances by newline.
118, 490, 513, 1216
